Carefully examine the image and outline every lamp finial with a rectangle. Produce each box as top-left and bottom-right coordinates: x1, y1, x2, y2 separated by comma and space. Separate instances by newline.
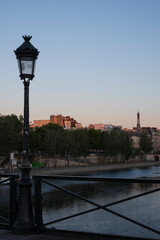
23, 35, 32, 42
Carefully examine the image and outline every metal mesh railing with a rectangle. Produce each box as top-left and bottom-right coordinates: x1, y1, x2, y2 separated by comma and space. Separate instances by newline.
0, 174, 18, 228
33, 175, 160, 238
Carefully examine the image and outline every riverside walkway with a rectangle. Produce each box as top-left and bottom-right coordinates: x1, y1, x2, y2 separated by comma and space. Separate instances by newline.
28, 161, 160, 176
4, 160, 160, 176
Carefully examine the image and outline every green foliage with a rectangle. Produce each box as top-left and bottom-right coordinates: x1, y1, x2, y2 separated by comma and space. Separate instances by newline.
0, 114, 23, 159
30, 123, 65, 156
0, 114, 144, 162
139, 134, 153, 154
131, 147, 141, 158
107, 130, 121, 156
101, 130, 134, 160
66, 129, 89, 157
120, 132, 134, 160
88, 128, 101, 151
30, 126, 90, 157
29, 125, 138, 161
101, 131, 109, 155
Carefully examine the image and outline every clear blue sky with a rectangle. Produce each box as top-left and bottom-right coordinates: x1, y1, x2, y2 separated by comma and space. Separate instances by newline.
0, 0, 160, 128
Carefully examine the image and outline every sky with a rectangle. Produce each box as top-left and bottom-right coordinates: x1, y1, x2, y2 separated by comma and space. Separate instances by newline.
0, 0, 160, 128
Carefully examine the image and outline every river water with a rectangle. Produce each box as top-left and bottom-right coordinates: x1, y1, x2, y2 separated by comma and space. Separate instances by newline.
1, 165, 160, 239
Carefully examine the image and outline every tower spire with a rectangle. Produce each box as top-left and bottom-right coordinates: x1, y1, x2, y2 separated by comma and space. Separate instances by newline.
137, 110, 140, 129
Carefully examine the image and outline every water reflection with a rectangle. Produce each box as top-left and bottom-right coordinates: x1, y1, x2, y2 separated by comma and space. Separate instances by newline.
88, 165, 160, 178
42, 180, 160, 239
1, 165, 160, 239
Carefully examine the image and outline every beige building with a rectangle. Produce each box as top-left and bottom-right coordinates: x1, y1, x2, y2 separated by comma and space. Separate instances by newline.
31, 114, 81, 130
94, 124, 104, 131
152, 131, 160, 153
30, 120, 50, 128
131, 136, 140, 149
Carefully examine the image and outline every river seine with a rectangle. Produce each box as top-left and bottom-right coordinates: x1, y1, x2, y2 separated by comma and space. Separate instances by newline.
1, 164, 160, 239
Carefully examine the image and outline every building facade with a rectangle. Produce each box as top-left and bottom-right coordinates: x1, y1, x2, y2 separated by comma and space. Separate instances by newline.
30, 114, 82, 130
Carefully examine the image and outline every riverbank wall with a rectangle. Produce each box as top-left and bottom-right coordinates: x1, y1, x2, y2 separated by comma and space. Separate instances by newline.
32, 152, 160, 169
4, 154, 160, 175
30, 160, 160, 176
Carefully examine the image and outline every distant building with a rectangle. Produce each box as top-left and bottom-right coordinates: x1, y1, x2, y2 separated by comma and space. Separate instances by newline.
132, 124, 160, 153
30, 120, 50, 128
123, 128, 133, 132
94, 124, 104, 131
113, 125, 122, 131
64, 116, 72, 130
88, 124, 94, 129
104, 124, 113, 132
88, 123, 122, 132
148, 128, 160, 153
50, 115, 64, 127
131, 135, 140, 149
138, 128, 160, 153
141, 127, 152, 135
152, 131, 160, 153
30, 114, 81, 130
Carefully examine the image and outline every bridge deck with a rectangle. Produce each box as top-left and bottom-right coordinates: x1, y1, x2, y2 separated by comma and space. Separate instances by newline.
0, 229, 156, 240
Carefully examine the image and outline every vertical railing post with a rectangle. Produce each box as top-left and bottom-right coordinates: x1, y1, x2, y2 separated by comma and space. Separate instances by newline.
9, 175, 17, 228
34, 177, 43, 233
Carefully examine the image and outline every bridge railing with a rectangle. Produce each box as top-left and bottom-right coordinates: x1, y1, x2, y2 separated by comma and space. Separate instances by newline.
1, 174, 160, 238
0, 174, 18, 228
33, 175, 160, 238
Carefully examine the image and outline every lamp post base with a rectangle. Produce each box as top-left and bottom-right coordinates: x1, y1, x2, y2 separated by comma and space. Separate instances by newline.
13, 167, 36, 234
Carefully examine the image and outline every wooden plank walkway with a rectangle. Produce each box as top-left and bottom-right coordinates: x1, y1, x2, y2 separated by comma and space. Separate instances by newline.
0, 229, 156, 240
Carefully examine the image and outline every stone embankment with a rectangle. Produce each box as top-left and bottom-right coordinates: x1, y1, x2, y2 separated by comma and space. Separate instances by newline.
30, 161, 160, 176
33, 154, 144, 169
33, 154, 145, 169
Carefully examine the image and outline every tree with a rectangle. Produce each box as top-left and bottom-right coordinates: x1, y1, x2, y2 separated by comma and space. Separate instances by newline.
45, 123, 65, 156
120, 132, 134, 161
0, 114, 23, 159
101, 131, 109, 155
79, 129, 89, 157
88, 129, 101, 152
30, 126, 48, 155
30, 123, 65, 156
108, 129, 121, 157
139, 134, 153, 158
65, 129, 89, 157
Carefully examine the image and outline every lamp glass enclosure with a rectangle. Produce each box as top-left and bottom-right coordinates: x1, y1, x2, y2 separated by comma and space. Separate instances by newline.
18, 56, 36, 79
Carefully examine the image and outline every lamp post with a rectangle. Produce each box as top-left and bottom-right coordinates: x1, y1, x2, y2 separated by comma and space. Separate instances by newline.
14, 36, 39, 233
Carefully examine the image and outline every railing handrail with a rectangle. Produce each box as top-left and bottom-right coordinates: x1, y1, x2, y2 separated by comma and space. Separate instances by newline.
33, 175, 160, 184
33, 174, 160, 237
1, 173, 160, 237
0, 174, 19, 178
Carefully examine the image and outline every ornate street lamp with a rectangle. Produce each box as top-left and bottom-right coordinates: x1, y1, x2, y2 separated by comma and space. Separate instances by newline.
14, 36, 39, 233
